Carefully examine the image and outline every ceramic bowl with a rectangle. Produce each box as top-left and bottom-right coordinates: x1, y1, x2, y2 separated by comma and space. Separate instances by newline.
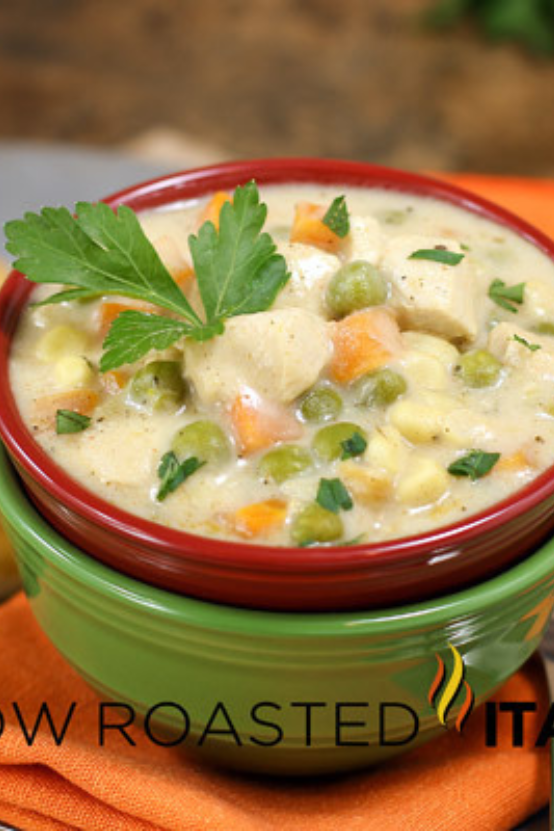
1, 445, 553, 775
2, 159, 554, 611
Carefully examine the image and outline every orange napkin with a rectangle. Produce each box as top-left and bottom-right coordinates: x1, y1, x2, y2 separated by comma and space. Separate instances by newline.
1, 172, 554, 831
0, 592, 550, 831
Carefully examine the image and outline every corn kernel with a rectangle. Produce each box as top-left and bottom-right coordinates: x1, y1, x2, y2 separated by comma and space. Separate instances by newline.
402, 331, 459, 368
389, 399, 443, 444
396, 457, 449, 506
339, 461, 392, 504
54, 356, 95, 388
402, 352, 448, 390
365, 426, 408, 475
36, 325, 89, 362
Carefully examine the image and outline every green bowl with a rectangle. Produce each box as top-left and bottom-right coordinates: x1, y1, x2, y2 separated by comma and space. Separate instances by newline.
1, 443, 554, 776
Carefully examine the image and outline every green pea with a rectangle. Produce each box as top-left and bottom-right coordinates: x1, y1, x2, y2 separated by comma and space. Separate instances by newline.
258, 445, 312, 483
129, 361, 185, 412
172, 420, 230, 465
291, 503, 344, 546
535, 322, 554, 336
312, 422, 368, 462
354, 369, 407, 407
326, 261, 388, 318
300, 386, 343, 423
456, 350, 502, 388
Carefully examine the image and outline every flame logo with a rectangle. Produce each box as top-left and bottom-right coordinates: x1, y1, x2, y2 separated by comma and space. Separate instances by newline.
428, 643, 474, 733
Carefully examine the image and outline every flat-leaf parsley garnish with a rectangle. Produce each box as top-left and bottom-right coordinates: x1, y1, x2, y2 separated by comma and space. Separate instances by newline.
488, 279, 525, 313
447, 450, 500, 481
408, 249, 464, 266
513, 334, 541, 352
340, 431, 367, 460
55, 409, 91, 435
5, 181, 290, 372
316, 478, 353, 514
322, 196, 350, 238
156, 452, 205, 502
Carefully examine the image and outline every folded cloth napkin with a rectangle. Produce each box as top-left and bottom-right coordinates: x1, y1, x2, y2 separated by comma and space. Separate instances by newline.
1, 173, 554, 831
0, 592, 550, 831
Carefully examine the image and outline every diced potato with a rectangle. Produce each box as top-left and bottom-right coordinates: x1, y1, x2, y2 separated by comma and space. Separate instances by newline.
388, 399, 444, 444
401, 352, 448, 390
339, 461, 392, 504
396, 457, 449, 506
364, 425, 409, 475
36, 325, 89, 362
54, 356, 95, 388
401, 331, 459, 368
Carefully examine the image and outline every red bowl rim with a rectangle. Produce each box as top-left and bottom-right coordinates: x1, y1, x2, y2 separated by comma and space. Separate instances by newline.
2, 156, 554, 574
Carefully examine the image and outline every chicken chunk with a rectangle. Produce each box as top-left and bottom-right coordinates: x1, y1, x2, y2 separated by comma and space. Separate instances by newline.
346, 215, 383, 263
380, 235, 477, 342
185, 308, 331, 404
272, 242, 340, 316
487, 322, 554, 382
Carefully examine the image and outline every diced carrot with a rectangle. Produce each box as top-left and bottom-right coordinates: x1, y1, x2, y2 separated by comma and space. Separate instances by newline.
230, 390, 302, 456
199, 191, 232, 231
32, 389, 99, 431
173, 264, 195, 293
225, 499, 288, 539
495, 450, 531, 473
97, 301, 156, 339
329, 309, 403, 384
101, 369, 129, 395
290, 202, 343, 253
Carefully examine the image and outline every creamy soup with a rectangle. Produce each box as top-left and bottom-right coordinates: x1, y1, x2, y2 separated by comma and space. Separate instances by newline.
9, 184, 554, 546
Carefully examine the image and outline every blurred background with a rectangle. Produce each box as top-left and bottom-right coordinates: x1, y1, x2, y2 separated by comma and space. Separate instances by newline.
1, 0, 554, 175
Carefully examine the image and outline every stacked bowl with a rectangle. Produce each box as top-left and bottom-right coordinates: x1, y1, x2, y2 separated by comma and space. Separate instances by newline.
1, 159, 554, 775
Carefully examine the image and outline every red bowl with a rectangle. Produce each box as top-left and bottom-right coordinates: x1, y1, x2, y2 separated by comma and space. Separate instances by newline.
3, 158, 554, 612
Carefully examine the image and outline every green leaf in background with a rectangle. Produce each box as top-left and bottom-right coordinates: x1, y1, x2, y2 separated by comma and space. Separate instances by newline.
425, 0, 554, 56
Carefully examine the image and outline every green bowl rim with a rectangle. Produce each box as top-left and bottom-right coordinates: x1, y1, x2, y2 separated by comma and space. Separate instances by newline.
1, 443, 554, 636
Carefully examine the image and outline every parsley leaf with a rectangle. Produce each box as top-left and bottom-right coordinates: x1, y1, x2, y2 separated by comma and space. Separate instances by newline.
156, 452, 205, 502
5, 202, 202, 323
488, 278, 525, 313
408, 249, 465, 266
5, 182, 290, 371
188, 181, 289, 326
513, 334, 541, 352
322, 196, 350, 238
100, 311, 190, 372
56, 409, 91, 434
447, 450, 500, 481
340, 432, 367, 460
316, 478, 353, 513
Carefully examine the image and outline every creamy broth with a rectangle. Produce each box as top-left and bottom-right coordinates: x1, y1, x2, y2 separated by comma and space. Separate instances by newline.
10, 184, 554, 546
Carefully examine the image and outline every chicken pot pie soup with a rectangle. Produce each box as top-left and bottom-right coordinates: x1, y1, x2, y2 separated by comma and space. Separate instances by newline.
8, 182, 554, 547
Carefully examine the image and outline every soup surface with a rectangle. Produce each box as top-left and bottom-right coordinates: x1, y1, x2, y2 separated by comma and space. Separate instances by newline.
10, 184, 554, 546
